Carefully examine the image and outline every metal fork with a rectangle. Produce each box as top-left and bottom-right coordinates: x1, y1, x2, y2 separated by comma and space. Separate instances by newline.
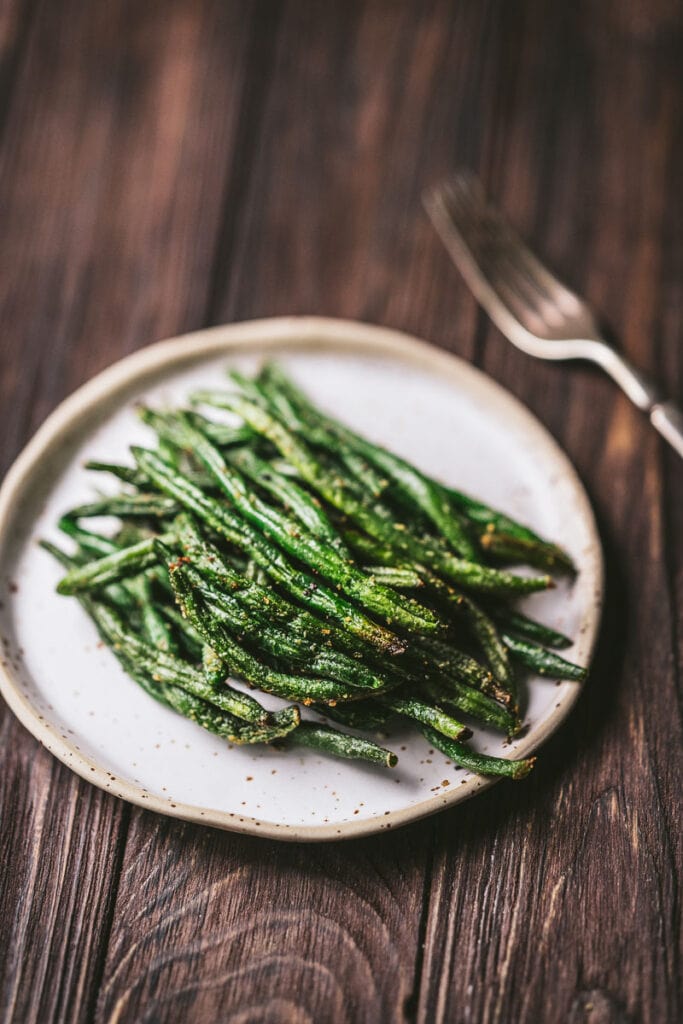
423, 171, 683, 459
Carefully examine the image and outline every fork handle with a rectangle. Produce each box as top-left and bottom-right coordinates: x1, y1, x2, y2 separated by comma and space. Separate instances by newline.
596, 346, 683, 459
651, 402, 683, 459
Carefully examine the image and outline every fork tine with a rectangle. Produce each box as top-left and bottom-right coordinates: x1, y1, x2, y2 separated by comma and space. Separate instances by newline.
483, 261, 554, 336
425, 171, 599, 344
424, 181, 548, 343
439, 173, 583, 313
434, 176, 556, 328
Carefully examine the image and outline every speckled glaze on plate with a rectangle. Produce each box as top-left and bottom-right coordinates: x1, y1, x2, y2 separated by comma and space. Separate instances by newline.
0, 317, 602, 841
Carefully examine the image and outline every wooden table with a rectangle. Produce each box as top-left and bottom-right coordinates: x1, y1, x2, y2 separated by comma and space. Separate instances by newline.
1, 3, 681, 1021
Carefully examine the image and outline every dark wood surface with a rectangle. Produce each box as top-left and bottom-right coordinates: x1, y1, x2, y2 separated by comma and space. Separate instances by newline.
1, 2, 681, 1021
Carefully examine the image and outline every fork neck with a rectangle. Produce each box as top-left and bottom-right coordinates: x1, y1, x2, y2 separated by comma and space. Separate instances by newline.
589, 341, 662, 411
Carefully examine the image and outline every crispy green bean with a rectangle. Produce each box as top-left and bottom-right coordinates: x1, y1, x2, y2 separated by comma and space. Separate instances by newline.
318, 701, 394, 731
479, 529, 576, 574
57, 535, 172, 595
379, 695, 471, 741
421, 726, 535, 779
345, 526, 517, 700
179, 520, 397, 670
414, 639, 515, 710
501, 634, 586, 681
489, 607, 573, 650
448, 494, 575, 573
281, 722, 398, 767
66, 494, 179, 520
84, 461, 149, 488
421, 677, 518, 735
127, 573, 178, 654
161, 604, 205, 660
202, 644, 226, 687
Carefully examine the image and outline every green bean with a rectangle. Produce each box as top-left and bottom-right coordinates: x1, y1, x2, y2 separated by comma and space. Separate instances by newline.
344, 526, 516, 699
318, 701, 394, 731
84, 461, 149, 488
179, 520, 392, 669
281, 722, 398, 767
501, 634, 586, 681
103, 609, 280, 725
115, 522, 154, 548
227, 368, 277, 411
253, 365, 482, 559
66, 516, 167, 608
456, 594, 516, 699
56, 534, 172, 595
479, 528, 576, 574
421, 726, 535, 779
45, 363, 584, 776
421, 676, 518, 735
117, 634, 291, 746
193, 555, 517, 731
254, 365, 401, 499
176, 521, 519, 722
336, 449, 389, 499
175, 521, 455, 707
379, 696, 471, 741
127, 573, 178, 654
408, 561, 515, 695
106, 609, 301, 738
156, 683, 300, 744
447, 493, 575, 573
41, 539, 83, 572
58, 520, 175, 628
244, 558, 268, 586
209, 597, 391, 691
488, 607, 573, 650
415, 639, 515, 710
202, 644, 227, 687
362, 566, 424, 589
43, 538, 134, 615
66, 494, 179, 520
59, 516, 119, 557
316, 424, 477, 556
184, 414, 255, 449
161, 604, 205, 660
112, 625, 299, 743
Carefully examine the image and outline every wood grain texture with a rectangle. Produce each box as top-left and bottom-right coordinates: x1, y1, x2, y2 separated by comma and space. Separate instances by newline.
96, 814, 428, 1023
0, 1, 681, 1022
0, 1, 257, 1020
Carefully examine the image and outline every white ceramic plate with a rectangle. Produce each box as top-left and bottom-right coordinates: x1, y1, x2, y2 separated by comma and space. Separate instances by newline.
0, 317, 602, 841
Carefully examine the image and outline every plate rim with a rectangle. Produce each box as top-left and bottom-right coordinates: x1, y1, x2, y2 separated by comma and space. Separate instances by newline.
0, 316, 604, 841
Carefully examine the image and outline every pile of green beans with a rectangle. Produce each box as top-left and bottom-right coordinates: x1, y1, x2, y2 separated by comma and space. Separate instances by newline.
45, 363, 587, 778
